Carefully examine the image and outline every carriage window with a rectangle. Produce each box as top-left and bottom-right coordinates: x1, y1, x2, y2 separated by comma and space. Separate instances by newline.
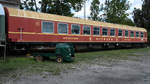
118, 29, 122, 36
136, 32, 139, 37
130, 31, 134, 37
42, 21, 54, 33
125, 30, 128, 37
83, 25, 91, 35
58, 23, 68, 34
93, 27, 100, 35
141, 32, 144, 38
110, 29, 115, 36
71, 24, 80, 34
102, 28, 108, 36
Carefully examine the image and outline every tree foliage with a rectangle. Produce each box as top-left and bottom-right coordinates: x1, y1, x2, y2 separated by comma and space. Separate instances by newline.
20, 0, 84, 17
133, 0, 150, 31
20, 0, 38, 11
133, 0, 150, 41
133, 9, 144, 27
142, 0, 150, 31
103, 0, 134, 26
88, 0, 101, 21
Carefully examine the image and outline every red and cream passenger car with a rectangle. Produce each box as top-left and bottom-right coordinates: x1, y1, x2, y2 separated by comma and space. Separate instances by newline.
0, 7, 148, 51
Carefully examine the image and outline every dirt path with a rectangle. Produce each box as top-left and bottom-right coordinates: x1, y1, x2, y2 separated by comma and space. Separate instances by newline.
3, 51, 150, 84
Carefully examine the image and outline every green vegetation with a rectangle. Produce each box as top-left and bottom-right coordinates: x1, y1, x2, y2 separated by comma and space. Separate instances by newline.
133, 0, 150, 41
75, 47, 149, 63
0, 47, 150, 76
20, 0, 137, 26
133, 0, 150, 31
103, 0, 135, 26
88, 0, 101, 21
20, 0, 84, 16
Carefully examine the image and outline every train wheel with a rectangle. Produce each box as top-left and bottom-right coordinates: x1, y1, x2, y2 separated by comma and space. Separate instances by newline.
35, 56, 43, 62
56, 56, 63, 63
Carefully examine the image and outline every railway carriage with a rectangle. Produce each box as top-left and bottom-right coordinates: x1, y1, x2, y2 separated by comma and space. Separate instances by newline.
0, 4, 148, 53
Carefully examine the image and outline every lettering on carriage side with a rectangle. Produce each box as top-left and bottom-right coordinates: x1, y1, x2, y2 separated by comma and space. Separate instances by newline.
96, 37, 103, 40
104, 38, 106, 41
89, 37, 92, 41
141, 38, 144, 41
63, 37, 79, 40
124, 38, 129, 41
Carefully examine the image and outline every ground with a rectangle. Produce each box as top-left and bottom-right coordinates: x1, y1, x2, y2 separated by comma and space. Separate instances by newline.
0, 47, 150, 84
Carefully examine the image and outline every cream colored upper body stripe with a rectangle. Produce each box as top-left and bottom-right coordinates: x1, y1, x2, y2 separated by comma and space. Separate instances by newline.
7, 7, 147, 32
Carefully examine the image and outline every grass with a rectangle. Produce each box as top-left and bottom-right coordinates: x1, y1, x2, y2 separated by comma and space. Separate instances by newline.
75, 47, 150, 63
0, 47, 150, 78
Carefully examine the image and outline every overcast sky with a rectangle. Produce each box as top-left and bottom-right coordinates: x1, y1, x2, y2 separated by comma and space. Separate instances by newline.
73, 0, 143, 19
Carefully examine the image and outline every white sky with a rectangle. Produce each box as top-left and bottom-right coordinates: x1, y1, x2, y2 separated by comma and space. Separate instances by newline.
73, 0, 143, 19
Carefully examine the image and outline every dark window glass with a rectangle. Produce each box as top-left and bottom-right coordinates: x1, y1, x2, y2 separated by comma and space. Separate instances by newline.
130, 31, 134, 37
58, 23, 68, 34
42, 21, 54, 33
83, 25, 91, 35
93, 27, 100, 35
125, 30, 128, 37
71, 24, 80, 34
110, 29, 115, 36
102, 28, 108, 36
141, 32, 144, 38
118, 29, 122, 36
136, 32, 139, 37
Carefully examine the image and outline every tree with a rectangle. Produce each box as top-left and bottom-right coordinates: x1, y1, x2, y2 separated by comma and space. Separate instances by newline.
20, 0, 38, 11
88, 0, 101, 21
133, 0, 150, 41
133, 0, 150, 31
41, 0, 84, 16
123, 18, 135, 26
133, 9, 144, 27
20, 0, 84, 17
40, 0, 72, 16
142, 0, 150, 31
103, 0, 134, 26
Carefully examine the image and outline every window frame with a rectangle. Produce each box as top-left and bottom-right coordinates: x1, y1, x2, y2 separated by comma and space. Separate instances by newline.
130, 31, 134, 37
93, 26, 100, 36
136, 32, 139, 37
57, 23, 68, 34
141, 32, 144, 38
42, 21, 54, 33
71, 24, 81, 35
125, 30, 129, 37
118, 29, 123, 36
110, 28, 115, 36
102, 28, 108, 36
83, 25, 91, 35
